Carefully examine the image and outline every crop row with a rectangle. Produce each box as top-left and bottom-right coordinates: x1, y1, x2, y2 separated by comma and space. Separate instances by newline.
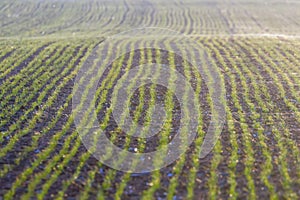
2, 1, 300, 37
1, 37, 300, 199
2, 40, 95, 199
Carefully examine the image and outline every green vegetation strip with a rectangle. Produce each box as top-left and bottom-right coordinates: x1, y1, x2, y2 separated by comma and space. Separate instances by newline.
3, 41, 94, 199
40, 40, 129, 200
0, 44, 66, 128
0, 36, 300, 200
0, 43, 89, 156
203, 39, 257, 199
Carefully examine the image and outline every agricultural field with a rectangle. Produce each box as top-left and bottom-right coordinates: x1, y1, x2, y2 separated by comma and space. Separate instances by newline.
0, 0, 300, 200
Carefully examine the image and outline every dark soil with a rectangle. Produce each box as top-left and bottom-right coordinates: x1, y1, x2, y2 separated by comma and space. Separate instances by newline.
0, 39, 299, 199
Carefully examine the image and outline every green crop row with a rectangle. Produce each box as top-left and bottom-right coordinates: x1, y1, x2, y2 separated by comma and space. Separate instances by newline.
216, 38, 279, 199
3, 41, 93, 199
1, 36, 300, 199
52, 40, 127, 200
0, 42, 56, 108
0, 43, 65, 128
184, 39, 208, 200
40, 40, 129, 199
203, 39, 257, 199
0, 43, 87, 156
238, 38, 299, 197
0, 42, 49, 80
